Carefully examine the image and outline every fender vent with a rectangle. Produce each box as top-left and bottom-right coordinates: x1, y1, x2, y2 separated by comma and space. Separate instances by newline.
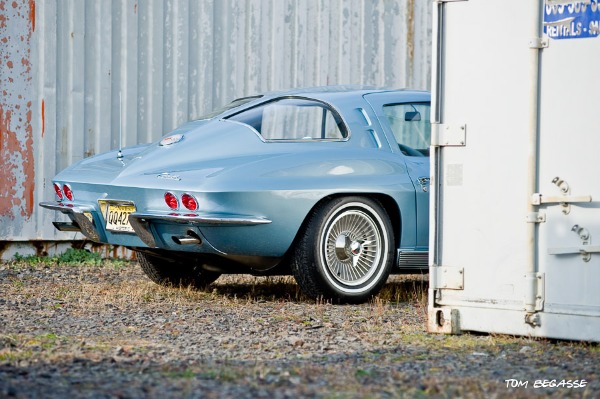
398, 251, 429, 269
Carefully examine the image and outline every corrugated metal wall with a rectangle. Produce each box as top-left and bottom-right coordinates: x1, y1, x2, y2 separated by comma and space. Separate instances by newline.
1, 0, 431, 248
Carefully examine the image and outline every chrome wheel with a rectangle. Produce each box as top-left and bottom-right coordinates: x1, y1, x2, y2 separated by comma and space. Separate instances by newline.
325, 209, 382, 286
291, 196, 394, 303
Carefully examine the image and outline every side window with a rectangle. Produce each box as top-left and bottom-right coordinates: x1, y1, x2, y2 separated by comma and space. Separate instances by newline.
382, 103, 431, 156
227, 98, 347, 141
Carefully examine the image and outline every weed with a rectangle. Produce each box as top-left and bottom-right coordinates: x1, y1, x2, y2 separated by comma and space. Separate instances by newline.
57, 248, 102, 266
11, 248, 128, 268
11, 279, 24, 289
12, 253, 50, 267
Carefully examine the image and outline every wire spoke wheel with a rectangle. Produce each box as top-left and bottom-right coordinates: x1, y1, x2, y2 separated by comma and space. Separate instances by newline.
323, 209, 382, 286
291, 196, 394, 303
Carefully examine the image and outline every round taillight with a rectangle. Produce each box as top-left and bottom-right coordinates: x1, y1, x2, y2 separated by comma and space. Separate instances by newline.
53, 183, 63, 200
63, 184, 74, 201
164, 192, 179, 210
181, 193, 198, 211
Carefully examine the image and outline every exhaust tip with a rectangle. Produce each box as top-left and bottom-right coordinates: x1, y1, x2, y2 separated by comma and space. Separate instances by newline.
172, 230, 202, 245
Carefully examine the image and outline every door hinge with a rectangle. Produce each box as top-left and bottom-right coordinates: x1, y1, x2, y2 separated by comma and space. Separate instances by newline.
431, 123, 467, 147
529, 37, 549, 49
432, 266, 464, 290
525, 212, 546, 223
524, 272, 544, 312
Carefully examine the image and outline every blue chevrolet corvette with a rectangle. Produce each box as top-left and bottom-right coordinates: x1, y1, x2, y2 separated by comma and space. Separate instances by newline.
41, 86, 431, 303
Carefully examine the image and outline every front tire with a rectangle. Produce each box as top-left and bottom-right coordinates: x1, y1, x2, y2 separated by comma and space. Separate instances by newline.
136, 251, 221, 289
291, 196, 394, 303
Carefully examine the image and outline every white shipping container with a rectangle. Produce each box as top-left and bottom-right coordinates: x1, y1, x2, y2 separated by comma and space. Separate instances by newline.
428, 0, 600, 341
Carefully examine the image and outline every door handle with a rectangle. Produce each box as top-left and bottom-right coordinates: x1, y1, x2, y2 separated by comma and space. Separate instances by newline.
418, 177, 430, 192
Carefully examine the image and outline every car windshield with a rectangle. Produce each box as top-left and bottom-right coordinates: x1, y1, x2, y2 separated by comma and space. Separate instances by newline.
197, 96, 262, 120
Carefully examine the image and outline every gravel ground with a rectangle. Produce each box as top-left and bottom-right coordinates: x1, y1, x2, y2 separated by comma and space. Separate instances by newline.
0, 260, 598, 399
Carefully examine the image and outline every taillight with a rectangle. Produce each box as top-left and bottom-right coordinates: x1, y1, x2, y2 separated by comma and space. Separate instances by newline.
181, 193, 198, 211
53, 183, 63, 200
63, 184, 74, 201
164, 192, 179, 210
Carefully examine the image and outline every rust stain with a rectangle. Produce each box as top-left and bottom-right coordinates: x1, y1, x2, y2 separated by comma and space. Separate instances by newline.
41, 98, 44, 137
0, 106, 19, 215
406, 0, 415, 84
0, 104, 35, 218
28, 0, 34, 32
0, 0, 35, 220
24, 106, 34, 216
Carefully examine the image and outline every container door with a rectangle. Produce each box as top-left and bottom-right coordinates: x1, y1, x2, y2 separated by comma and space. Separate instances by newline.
428, 0, 600, 342
428, 0, 539, 337
534, 4, 600, 339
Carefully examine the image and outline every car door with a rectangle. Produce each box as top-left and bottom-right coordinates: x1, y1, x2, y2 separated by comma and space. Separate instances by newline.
363, 92, 431, 249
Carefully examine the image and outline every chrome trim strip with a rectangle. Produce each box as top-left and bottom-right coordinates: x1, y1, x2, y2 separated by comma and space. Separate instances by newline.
397, 250, 429, 269
98, 199, 136, 207
128, 212, 272, 226
128, 212, 271, 249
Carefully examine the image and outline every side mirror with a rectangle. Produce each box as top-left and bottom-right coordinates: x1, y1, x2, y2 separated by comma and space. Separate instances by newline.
405, 111, 421, 121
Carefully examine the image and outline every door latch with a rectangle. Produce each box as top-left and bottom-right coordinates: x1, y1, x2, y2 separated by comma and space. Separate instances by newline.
548, 224, 600, 262
418, 177, 430, 192
531, 176, 592, 215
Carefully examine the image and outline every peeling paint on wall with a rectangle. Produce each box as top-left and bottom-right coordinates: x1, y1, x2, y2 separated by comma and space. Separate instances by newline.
0, 0, 35, 225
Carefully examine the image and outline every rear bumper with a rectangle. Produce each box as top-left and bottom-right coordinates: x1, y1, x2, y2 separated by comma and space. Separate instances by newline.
39, 202, 103, 242
128, 211, 271, 248
39, 201, 272, 254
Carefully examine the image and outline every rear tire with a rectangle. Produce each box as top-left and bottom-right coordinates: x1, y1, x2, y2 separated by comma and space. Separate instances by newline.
136, 251, 221, 289
291, 196, 394, 303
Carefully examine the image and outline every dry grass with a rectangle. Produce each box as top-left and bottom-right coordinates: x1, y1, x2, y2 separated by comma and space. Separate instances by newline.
1, 259, 598, 398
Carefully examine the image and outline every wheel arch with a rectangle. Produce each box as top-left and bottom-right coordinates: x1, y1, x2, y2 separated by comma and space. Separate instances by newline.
288, 192, 402, 255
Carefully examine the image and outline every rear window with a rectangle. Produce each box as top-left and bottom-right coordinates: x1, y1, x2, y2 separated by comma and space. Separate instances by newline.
197, 96, 261, 120
227, 98, 347, 141
383, 102, 431, 156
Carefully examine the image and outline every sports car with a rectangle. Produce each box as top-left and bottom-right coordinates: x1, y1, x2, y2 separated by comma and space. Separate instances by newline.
40, 86, 431, 303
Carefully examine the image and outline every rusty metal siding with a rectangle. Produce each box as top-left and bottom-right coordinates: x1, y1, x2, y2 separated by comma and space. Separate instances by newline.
1, 0, 431, 244
0, 0, 36, 240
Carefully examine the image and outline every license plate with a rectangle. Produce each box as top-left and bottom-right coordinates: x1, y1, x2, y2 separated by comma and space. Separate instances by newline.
99, 201, 136, 233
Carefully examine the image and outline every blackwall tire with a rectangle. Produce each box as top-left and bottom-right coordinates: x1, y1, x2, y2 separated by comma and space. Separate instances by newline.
291, 196, 394, 303
136, 251, 221, 289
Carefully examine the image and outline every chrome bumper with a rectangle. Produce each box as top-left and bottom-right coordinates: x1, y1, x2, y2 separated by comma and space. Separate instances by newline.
39, 202, 102, 242
40, 201, 272, 249
129, 212, 272, 248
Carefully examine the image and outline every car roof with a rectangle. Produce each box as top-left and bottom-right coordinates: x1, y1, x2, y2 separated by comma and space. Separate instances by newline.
253, 85, 424, 100
223, 85, 428, 118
